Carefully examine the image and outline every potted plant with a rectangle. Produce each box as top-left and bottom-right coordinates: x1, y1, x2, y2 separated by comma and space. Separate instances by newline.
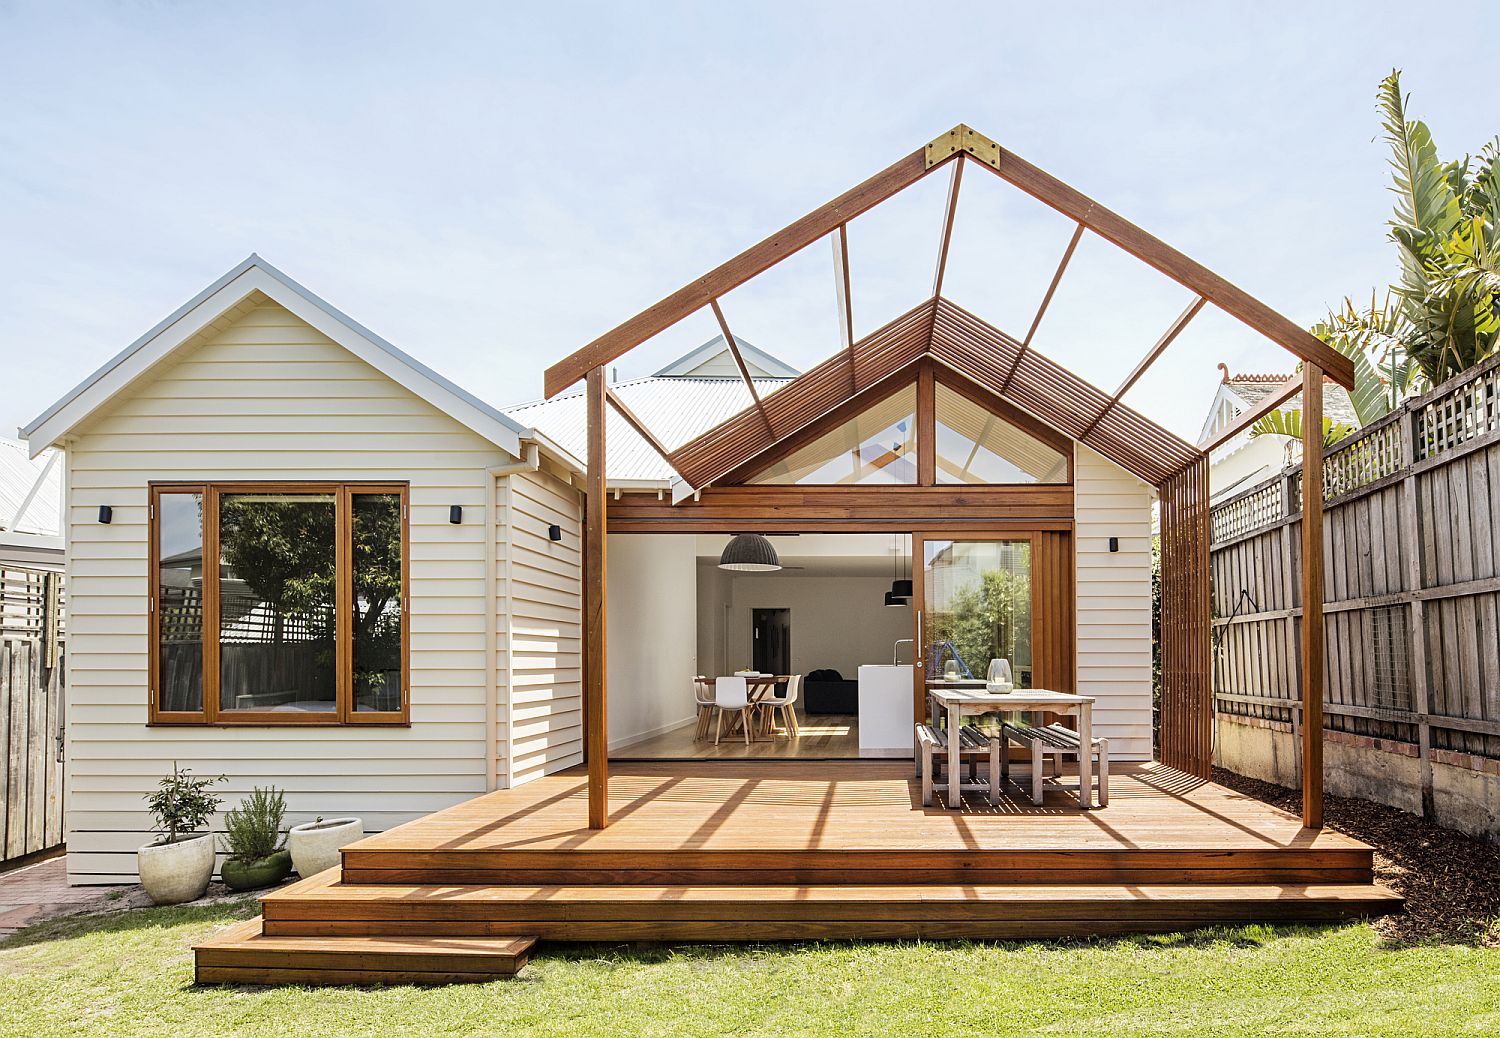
220, 786, 293, 891
139, 763, 224, 905
288, 815, 364, 878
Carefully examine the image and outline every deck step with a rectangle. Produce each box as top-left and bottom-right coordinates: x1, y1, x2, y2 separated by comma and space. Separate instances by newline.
340, 847, 1376, 887
193, 917, 536, 986
260, 871, 1402, 941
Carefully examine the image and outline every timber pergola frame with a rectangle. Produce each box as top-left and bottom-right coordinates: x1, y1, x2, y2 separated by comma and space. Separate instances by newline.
547, 124, 1351, 832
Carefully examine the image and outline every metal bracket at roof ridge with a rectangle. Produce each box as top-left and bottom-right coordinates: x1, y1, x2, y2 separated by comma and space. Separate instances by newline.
925, 124, 1002, 171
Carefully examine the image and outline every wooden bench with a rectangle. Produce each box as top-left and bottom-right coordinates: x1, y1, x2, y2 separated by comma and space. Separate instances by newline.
1000, 722, 1109, 808
914, 723, 1001, 806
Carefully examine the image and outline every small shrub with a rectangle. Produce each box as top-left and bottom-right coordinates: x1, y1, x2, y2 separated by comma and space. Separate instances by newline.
144, 763, 225, 844
222, 786, 287, 863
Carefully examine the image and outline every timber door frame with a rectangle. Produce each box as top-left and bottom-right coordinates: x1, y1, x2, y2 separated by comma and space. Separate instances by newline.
909, 529, 1074, 724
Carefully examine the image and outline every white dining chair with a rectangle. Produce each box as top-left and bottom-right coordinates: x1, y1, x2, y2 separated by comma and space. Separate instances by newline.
692, 677, 715, 740
761, 674, 802, 737
712, 676, 753, 747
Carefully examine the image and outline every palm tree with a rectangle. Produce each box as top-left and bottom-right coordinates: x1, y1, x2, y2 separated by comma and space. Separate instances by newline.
1253, 69, 1498, 445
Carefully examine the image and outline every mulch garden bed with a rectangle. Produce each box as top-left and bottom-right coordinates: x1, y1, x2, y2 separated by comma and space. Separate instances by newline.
1213, 767, 1500, 946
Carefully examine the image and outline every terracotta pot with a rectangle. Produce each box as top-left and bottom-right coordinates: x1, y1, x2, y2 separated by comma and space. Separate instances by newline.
137, 833, 216, 905
221, 849, 293, 891
287, 817, 363, 878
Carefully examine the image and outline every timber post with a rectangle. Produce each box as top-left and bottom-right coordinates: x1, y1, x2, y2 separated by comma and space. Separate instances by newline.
585, 366, 609, 828
1300, 363, 1325, 829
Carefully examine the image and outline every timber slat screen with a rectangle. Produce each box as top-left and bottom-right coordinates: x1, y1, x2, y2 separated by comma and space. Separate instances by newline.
1159, 458, 1213, 778
1209, 352, 1500, 812
1, 566, 65, 867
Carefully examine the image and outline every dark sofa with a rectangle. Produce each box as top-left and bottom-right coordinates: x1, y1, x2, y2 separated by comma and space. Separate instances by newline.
803, 669, 859, 715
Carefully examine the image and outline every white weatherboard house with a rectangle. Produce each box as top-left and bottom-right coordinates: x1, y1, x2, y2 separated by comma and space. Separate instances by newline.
25, 255, 1155, 883
1199, 365, 1359, 503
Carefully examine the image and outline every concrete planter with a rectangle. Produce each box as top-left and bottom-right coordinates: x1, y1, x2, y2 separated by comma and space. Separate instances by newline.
221, 849, 293, 891
137, 833, 216, 905
287, 817, 363, 878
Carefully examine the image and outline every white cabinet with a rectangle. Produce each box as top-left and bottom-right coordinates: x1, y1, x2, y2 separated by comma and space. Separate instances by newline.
857, 665, 913, 758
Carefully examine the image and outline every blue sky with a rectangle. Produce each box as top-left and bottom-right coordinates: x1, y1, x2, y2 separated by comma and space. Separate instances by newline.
3, 1, 1497, 442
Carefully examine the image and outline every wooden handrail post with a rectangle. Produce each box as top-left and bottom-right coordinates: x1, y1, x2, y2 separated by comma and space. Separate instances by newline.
1300, 363, 1325, 829
585, 367, 609, 828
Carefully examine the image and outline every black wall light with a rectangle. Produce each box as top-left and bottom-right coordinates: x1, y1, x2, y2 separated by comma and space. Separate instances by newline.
1109, 536, 1119, 553
449, 505, 463, 525
548, 524, 563, 542
97, 505, 113, 525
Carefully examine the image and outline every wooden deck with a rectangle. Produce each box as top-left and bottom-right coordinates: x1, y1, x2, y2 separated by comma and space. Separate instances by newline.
195, 761, 1400, 983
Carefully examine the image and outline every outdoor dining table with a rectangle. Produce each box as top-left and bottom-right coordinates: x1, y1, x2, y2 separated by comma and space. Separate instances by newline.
926, 688, 1098, 809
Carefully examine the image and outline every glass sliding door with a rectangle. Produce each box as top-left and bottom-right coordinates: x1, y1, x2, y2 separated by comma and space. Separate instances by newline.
914, 536, 1033, 712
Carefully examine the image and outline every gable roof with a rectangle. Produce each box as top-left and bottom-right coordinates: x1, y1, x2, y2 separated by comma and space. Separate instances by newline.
652, 336, 800, 379
665, 297, 1201, 493
545, 124, 1355, 399
22, 255, 529, 458
1198, 369, 1360, 447
540, 123, 1355, 502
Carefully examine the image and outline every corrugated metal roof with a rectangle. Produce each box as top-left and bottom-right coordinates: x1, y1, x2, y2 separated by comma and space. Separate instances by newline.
505, 376, 791, 483
0, 437, 62, 536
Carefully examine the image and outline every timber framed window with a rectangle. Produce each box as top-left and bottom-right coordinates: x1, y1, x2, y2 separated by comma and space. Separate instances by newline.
149, 482, 409, 726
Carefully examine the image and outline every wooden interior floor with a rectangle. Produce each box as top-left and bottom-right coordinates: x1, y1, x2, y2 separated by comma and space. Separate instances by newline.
615, 710, 861, 759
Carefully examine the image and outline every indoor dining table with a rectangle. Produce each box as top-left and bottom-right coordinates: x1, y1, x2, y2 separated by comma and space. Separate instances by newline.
706, 674, 786, 739
926, 688, 1097, 809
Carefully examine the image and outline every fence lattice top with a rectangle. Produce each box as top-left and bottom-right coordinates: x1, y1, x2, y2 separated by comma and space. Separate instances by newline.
1210, 352, 1500, 544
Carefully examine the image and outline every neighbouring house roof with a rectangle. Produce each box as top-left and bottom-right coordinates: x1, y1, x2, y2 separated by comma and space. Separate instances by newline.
1198, 367, 1360, 449
0, 437, 62, 537
652, 335, 800, 379
21, 255, 533, 459
506, 369, 794, 483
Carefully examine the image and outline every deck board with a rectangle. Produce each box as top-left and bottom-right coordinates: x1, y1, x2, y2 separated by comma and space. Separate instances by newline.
348, 761, 1366, 856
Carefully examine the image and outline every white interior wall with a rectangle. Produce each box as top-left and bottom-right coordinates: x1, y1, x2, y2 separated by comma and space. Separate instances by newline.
697, 569, 912, 678
605, 534, 699, 748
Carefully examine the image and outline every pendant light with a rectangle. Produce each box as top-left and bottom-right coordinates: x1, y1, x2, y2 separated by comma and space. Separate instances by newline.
884, 534, 909, 606
888, 534, 912, 602
718, 533, 781, 572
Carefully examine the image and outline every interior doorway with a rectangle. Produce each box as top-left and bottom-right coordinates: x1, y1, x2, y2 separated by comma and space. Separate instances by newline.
751, 607, 791, 675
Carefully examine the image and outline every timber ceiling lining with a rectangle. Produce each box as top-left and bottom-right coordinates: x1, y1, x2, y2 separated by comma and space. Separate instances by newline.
668, 293, 1203, 491
665, 299, 934, 489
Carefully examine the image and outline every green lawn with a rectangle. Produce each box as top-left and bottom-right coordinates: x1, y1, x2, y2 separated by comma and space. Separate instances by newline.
2, 898, 1498, 1038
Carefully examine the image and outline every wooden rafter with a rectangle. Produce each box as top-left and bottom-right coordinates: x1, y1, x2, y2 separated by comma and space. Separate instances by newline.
604, 385, 672, 461
710, 299, 774, 438
962, 147, 1353, 387
1000, 222, 1084, 394
667, 298, 936, 489
547, 125, 1354, 400
544, 146, 944, 396
931, 158, 964, 301
1198, 372, 1302, 453
1080, 296, 1207, 438
833, 224, 855, 389
671, 295, 1196, 492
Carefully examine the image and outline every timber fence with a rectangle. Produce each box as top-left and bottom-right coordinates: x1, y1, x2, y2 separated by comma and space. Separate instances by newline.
1208, 351, 1500, 813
